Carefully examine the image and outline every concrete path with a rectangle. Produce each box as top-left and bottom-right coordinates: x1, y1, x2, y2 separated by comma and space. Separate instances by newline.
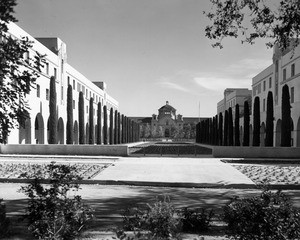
93, 157, 255, 188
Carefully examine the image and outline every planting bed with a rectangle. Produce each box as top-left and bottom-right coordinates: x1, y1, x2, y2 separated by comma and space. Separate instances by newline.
130, 142, 212, 155
0, 162, 110, 180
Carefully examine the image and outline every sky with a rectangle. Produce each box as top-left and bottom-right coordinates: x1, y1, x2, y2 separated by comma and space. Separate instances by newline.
14, 0, 273, 118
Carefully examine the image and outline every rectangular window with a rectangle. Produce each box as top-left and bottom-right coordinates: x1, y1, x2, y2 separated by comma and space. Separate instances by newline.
291, 63, 295, 77
269, 77, 272, 88
283, 68, 286, 81
86, 106, 88, 113
61, 86, 63, 101
54, 67, 57, 79
86, 89, 88, 98
67, 76, 70, 86
24, 51, 30, 63
73, 80, 75, 90
46, 89, 49, 100
46, 62, 49, 75
258, 83, 261, 94
263, 81, 266, 91
82, 86, 85, 95
291, 87, 295, 103
263, 98, 266, 112
77, 82, 81, 92
73, 100, 75, 109
37, 84, 40, 98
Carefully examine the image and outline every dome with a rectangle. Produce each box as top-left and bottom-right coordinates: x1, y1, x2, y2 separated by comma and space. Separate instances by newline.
159, 101, 176, 112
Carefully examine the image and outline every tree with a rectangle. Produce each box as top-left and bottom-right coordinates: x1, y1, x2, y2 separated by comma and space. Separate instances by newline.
121, 114, 125, 143
109, 107, 114, 144
243, 100, 250, 146
88, 98, 94, 144
66, 84, 73, 144
281, 84, 291, 147
78, 91, 85, 144
204, 0, 300, 51
265, 91, 274, 146
117, 112, 121, 144
114, 110, 118, 144
103, 105, 108, 145
224, 110, 228, 146
235, 104, 240, 146
219, 112, 223, 146
0, 0, 43, 143
96, 102, 102, 145
253, 97, 260, 146
228, 107, 234, 146
48, 76, 57, 144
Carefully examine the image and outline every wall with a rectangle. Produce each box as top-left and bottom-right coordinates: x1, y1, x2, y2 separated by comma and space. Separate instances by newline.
213, 146, 300, 158
0, 144, 128, 156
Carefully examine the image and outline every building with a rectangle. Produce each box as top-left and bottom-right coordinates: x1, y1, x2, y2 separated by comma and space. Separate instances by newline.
131, 101, 206, 139
6, 23, 119, 144
252, 43, 300, 147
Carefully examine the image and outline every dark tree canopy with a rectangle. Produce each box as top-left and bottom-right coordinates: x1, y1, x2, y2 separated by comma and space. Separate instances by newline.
224, 110, 228, 146
228, 107, 234, 146
88, 98, 94, 144
218, 112, 223, 146
96, 102, 102, 145
243, 100, 250, 146
66, 84, 73, 144
0, 0, 43, 143
234, 104, 240, 146
265, 91, 274, 146
103, 105, 108, 145
205, 0, 300, 51
78, 91, 85, 144
253, 96, 260, 146
48, 76, 57, 144
281, 84, 291, 147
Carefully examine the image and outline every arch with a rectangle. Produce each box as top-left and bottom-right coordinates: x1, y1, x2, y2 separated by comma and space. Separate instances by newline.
275, 119, 282, 147
57, 117, 64, 144
73, 121, 79, 144
86, 123, 89, 144
19, 118, 31, 144
260, 122, 266, 147
34, 113, 44, 144
165, 128, 170, 138
297, 117, 300, 147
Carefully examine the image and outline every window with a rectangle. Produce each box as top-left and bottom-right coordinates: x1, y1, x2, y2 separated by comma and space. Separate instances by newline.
77, 82, 81, 92
73, 80, 75, 90
46, 89, 49, 100
54, 67, 57, 78
283, 68, 286, 81
291, 87, 295, 103
37, 84, 40, 98
263, 98, 266, 112
24, 51, 30, 63
45, 62, 49, 75
73, 100, 75, 109
82, 86, 85, 95
269, 77, 272, 88
263, 81, 266, 91
86, 106, 88, 113
67, 76, 70, 85
258, 83, 261, 94
291, 63, 295, 77
86, 89, 88, 97
61, 86, 63, 101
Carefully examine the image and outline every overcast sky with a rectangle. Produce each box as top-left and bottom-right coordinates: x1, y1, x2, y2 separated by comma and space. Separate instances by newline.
15, 0, 273, 118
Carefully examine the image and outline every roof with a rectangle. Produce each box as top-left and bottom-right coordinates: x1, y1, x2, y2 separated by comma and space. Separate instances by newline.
159, 101, 176, 111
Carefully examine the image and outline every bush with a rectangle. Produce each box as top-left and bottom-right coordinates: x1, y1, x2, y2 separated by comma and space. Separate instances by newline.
179, 207, 214, 233
223, 188, 300, 240
122, 196, 181, 239
0, 199, 10, 238
20, 162, 94, 240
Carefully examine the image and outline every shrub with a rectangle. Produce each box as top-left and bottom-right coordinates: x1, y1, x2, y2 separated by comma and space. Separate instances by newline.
228, 107, 233, 146
223, 188, 300, 240
109, 107, 114, 144
20, 162, 93, 240
179, 207, 214, 233
0, 199, 10, 238
66, 84, 73, 144
281, 84, 291, 147
89, 97, 94, 144
48, 76, 57, 144
252, 96, 260, 146
243, 100, 250, 146
78, 91, 85, 144
234, 104, 240, 146
265, 91, 274, 146
96, 102, 102, 145
103, 105, 108, 145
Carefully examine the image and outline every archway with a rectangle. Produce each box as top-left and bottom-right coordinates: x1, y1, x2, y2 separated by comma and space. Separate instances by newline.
19, 118, 31, 144
57, 117, 64, 144
165, 128, 170, 138
260, 122, 266, 147
73, 121, 79, 144
275, 119, 282, 146
297, 117, 300, 147
34, 113, 44, 144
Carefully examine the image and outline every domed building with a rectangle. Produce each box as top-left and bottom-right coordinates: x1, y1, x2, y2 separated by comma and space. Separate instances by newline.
130, 101, 208, 139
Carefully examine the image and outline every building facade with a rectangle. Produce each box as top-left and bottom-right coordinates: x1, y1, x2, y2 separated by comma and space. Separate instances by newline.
131, 101, 206, 139
6, 23, 119, 145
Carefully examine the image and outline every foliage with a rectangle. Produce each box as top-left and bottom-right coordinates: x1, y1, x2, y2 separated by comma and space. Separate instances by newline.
109, 107, 114, 144
0, 0, 43, 144
103, 105, 108, 145
204, 0, 300, 51
218, 112, 223, 146
265, 91, 274, 146
234, 104, 240, 146
20, 162, 94, 240
48, 76, 57, 144
0, 199, 10, 238
281, 84, 291, 147
114, 110, 118, 144
117, 112, 121, 144
179, 207, 214, 233
224, 110, 228, 146
223, 188, 300, 240
228, 107, 233, 146
96, 102, 102, 145
243, 100, 250, 146
78, 91, 85, 144
252, 96, 260, 146
88, 97, 94, 144
122, 196, 181, 239
66, 84, 73, 144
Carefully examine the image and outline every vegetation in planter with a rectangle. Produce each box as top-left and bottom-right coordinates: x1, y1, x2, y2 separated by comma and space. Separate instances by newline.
48, 76, 57, 144
96, 102, 102, 145
234, 104, 240, 146
66, 84, 73, 144
0, 199, 10, 238
281, 84, 291, 147
253, 96, 260, 146
109, 107, 114, 144
89, 97, 94, 144
103, 105, 108, 145
223, 188, 300, 240
218, 112, 223, 146
20, 162, 94, 240
78, 91, 85, 144
265, 91, 274, 146
228, 107, 233, 146
243, 100, 250, 146
224, 110, 228, 146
